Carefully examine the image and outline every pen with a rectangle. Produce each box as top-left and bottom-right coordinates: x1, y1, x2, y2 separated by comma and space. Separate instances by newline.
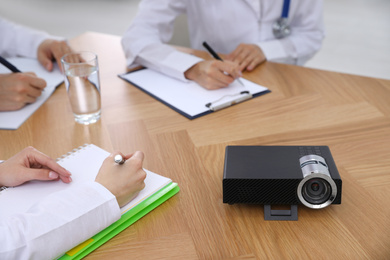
0, 56, 22, 73
202, 41, 245, 87
114, 154, 125, 165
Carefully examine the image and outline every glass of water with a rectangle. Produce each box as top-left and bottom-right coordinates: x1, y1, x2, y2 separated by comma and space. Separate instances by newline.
61, 51, 101, 125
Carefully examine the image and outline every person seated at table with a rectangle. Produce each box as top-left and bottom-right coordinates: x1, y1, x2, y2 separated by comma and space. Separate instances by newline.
0, 17, 71, 111
121, 0, 325, 90
0, 146, 146, 259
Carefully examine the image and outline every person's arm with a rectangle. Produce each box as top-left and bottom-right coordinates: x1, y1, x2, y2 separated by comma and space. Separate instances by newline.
225, 0, 324, 68
0, 17, 71, 71
0, 17, 71, 111
0, 146, 71, 186
121, 0, 203, 81
0, 182, 120, 260
0, 148, 146, 259
0, 17, 64, 60
0, 37, 71, 111
121, 0, 243, 89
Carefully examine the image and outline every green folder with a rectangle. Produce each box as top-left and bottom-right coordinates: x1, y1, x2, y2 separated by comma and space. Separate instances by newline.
59, 182, 180, 259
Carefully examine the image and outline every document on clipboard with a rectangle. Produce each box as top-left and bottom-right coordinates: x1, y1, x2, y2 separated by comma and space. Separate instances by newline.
119, 68, 270, 119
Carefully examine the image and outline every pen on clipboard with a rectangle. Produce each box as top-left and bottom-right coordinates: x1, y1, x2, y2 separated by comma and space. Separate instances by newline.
202, 41, 245, 87
0, 56, 22, 73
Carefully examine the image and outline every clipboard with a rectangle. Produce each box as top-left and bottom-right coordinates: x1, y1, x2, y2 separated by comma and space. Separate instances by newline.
119, 68, 270, 119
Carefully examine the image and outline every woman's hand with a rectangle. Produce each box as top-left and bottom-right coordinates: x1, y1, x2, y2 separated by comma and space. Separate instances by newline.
95, 151, 147, 207
184, 60, 242, 90
226, 43, 266, 72
0, 146, 72, 187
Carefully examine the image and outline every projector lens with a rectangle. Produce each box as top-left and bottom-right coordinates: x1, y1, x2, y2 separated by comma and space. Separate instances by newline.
297, 155, 337, 209
302, 178, 331, 205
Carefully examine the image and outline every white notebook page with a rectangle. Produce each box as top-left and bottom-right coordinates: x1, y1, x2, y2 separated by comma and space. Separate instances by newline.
0, 144, 172, 219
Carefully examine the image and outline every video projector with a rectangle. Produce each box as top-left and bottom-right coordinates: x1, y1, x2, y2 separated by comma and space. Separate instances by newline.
223, 146, 342, 220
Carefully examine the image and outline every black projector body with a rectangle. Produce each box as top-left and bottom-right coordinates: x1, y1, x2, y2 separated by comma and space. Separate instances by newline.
223, 146, 342, 206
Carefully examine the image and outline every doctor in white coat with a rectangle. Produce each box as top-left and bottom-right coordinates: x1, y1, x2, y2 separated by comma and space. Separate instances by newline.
122, 0, 324, 90
0, 147, 146, 260
0, 17, 71, 111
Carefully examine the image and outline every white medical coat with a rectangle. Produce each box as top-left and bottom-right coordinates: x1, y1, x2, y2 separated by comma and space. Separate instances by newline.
0, 17, 61, 59
122, 0, 325, 81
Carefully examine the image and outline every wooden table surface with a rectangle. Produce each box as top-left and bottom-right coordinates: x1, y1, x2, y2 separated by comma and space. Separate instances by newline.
1, 32, 389, 259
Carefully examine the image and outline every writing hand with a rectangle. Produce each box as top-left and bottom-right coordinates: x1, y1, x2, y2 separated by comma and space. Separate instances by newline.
0, 72, 46, 111
226, 43, 266, 72
0, 147, 72, 187
184, 60, 242, 90
95, 151, 147, 207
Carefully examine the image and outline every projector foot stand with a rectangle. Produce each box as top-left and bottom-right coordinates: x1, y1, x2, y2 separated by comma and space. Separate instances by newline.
264, 205, 298, 221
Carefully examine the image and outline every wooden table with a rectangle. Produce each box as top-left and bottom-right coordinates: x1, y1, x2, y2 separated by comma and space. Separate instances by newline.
1, 32, 389, 259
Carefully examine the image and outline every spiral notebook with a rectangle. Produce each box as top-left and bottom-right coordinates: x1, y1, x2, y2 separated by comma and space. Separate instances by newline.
0, 144, 179, 259
119, 68, 270, 119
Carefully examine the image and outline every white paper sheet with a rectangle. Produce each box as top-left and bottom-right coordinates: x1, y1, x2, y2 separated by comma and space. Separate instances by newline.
0, 57, 64, 130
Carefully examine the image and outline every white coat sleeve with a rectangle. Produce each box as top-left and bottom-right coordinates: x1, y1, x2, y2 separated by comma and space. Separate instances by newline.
0, 182, 121, 260
257, 0, 325, 65
121, 0, 203, 81
0, 17, 63, 59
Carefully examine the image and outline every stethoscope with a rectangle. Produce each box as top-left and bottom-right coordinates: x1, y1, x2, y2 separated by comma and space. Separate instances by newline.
273, 0, 291, 39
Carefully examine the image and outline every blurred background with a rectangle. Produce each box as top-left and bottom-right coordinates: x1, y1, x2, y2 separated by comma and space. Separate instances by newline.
1, 0, 389, 80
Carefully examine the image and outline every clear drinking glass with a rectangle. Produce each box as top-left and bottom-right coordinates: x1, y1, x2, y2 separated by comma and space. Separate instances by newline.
61, 51, 101, 125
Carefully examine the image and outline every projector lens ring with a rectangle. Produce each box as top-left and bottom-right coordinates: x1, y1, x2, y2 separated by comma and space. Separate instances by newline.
298, 155, 337, 209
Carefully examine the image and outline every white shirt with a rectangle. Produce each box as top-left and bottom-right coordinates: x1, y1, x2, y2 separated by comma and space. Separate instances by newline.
122, 0, 325, 81
0, 17, 60, 58
0, 182, 121, 260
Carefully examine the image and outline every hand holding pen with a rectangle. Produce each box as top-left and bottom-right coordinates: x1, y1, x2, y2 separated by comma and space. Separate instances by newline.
202, 42, 245, 87
0, 39, 71, 111
183, 42, 243, 90
0, 56, 47, 111
95, 151, 147, 207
